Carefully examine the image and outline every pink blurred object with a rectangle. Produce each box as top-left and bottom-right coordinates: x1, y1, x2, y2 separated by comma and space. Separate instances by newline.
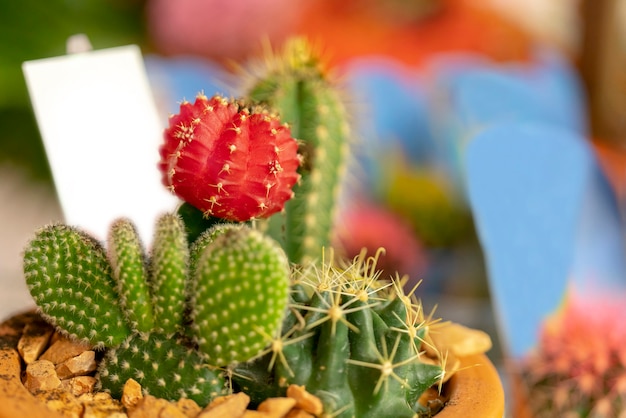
333, 202, 428, 284
146, 0, 304, 61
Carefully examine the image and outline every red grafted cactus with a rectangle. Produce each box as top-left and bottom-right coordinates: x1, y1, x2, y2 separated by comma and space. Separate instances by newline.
159, 94, 300, 222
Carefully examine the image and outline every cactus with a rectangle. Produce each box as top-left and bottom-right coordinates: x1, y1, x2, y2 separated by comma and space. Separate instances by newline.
23, 224, 131, 348
231, 251, 444, 418
519, 294, 626, 417
242, 37, 351, 264
149, 213, 189, 334
22, 214, 292, 406
158, 94, 301, 222
190, 224, 291, 366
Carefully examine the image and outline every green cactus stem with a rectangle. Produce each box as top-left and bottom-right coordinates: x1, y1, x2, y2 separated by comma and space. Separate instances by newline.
149, 213, 189, 334
244, 38, 351, 265
232, 251, 443, 417
108, 218, 154, 333
98, 332, 227, 404
23, 224, 132, 348
190, 224, 291, 366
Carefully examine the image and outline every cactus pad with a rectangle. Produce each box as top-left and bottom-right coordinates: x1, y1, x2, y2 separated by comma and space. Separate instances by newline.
23, 224, 131, 348
190, 224, 291, 365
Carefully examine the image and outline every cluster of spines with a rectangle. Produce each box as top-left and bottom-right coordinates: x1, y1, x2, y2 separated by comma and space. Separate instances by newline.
245, 37, 351, 264
232, 251, 444, 418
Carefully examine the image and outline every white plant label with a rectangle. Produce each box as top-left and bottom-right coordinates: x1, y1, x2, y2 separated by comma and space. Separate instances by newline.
23, 43, 177, 242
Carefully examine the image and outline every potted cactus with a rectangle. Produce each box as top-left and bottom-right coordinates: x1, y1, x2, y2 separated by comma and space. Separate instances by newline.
0, 38, 503, 417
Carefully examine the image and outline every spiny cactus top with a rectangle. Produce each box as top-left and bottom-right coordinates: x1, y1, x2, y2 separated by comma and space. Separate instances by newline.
158, 94, 301, 222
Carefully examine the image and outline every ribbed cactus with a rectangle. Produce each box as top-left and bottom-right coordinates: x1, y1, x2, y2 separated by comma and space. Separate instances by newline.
232, 251, 444, 418
243, 37, 351, 264
22, 214, 292, 406
108, 218, 154, 332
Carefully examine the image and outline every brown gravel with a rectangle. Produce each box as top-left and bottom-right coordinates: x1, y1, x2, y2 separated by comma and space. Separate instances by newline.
0, 311, 325, 418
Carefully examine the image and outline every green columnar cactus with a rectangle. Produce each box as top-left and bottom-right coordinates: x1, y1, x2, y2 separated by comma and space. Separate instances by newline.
244, 38, 351, 265
108, 218, 154, 332
23, 224, 131, 348
232, 252, 444, 418
22, 214, 292, 406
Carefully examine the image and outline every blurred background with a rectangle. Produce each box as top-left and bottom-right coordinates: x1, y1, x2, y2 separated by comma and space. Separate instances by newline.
1, 0, 624, 405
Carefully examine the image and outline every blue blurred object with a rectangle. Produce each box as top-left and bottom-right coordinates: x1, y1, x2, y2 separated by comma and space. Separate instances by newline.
340, 57, 434, 193
429, 48, 588, 193
466, 122, 626, 358
144, 55, 232, 117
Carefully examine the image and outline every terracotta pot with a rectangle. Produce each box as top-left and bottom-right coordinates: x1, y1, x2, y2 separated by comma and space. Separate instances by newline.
0, 312, 504, 417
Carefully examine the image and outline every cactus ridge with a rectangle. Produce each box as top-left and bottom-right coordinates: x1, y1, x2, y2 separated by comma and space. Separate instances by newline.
23, 223, 132, 348
190, 224, 291, 366
108, 218, 155, 333
98, 331, 227, 404
232, 250, 444, 417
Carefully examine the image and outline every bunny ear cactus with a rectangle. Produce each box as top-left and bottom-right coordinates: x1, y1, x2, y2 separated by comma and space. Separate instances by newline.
232, 251, 444, 418
242, 37, 351, 264
22, 214, 292, 406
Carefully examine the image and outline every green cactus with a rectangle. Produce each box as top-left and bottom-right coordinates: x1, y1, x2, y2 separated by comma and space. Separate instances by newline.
98, 332, 227, 405
108, 218, 154, 333
244, 37, 351, 265
22, 214, 292, 406
190, 224, 291, 366
23, 224, 131, 348
149, 213, 189, 334
232, 251, 444, 417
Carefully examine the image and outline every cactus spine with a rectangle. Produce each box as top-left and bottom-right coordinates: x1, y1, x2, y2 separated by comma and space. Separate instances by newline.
245, 38, 351, 264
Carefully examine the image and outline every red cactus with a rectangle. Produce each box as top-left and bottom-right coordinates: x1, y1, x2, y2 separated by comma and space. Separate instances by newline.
520, 290, 626, 417
158, 94, 300, 222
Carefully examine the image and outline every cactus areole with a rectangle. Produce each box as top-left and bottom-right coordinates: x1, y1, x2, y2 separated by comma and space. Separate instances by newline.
158, 94, 301, 222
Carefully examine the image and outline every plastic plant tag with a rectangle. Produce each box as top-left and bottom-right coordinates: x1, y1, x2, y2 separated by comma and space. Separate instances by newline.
22, 44, 177, 242
465, 122, 626, 358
